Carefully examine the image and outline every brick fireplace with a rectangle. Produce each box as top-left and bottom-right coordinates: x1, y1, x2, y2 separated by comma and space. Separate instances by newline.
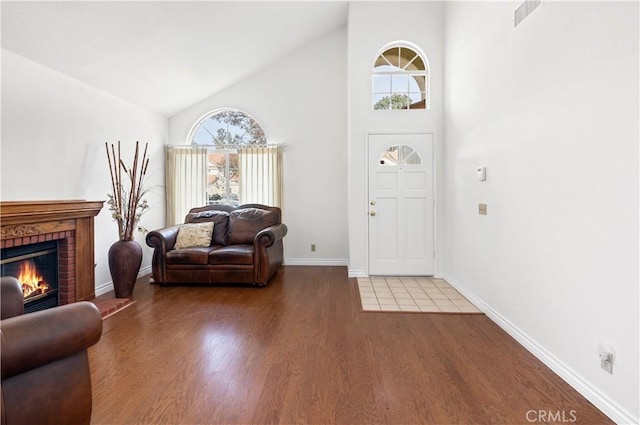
0, 200, 104, 306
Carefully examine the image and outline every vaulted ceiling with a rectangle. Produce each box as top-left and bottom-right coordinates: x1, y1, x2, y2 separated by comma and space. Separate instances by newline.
1, 1, 349, 117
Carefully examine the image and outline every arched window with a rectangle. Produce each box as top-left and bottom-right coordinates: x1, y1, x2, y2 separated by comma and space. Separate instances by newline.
379, 144, 423, 166
190, 109, 266, 146
181, 109, 281, 208
372, 43, 429, 110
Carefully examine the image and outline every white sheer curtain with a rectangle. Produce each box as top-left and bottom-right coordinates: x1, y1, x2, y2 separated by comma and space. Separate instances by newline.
165, 146, 208, 226
238, 145, 283, 208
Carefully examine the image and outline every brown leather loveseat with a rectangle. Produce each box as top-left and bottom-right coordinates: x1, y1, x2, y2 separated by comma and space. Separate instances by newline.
146, 204, 287, 286
0, 276, 103, 425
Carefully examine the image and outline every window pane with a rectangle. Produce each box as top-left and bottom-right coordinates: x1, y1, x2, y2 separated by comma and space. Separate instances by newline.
389, 94, 410, 110
373, 93, 391, 110
400, 145, 414, 161
379, 145, 399, 165
193, 127, 214, 145
391, 74, 409, 93
408, 93, 426, 109
372, 75, 391, 93
227, 153, 239, 206
206, 152, 240, 206
374, 54, 391, 68
374, 95, 404, 110
381, 48, 399, 67
207, 152, 227, 204
401, 145, 423, 165
399, 47, 417, 69
408, 92, 422, 103
203, 117, 226, 137
407, 55, 425, 71
404, 151, 422, 165
410, 75, 425, 92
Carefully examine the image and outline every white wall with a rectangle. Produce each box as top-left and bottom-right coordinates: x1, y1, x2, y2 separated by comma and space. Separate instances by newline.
1, 49, 168, 294
168, 29, 349, 265
443, 2, 639, 423
347, 2, 445, 277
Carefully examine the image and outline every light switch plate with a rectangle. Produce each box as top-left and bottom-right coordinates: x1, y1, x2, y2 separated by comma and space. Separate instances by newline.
479, 203, 487, 215
477, 166, 486, 181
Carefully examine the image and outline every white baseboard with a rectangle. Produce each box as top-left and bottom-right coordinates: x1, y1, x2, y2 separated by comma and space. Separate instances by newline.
138, 265, 151, 277
284, 258, 348, 267
441, 273, 638, 425
94, 265, 152, 297
94, 282, 113, 297
348, 269, 368, 278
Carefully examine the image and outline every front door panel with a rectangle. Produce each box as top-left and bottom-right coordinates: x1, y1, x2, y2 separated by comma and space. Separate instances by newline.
368, 133, 434, 276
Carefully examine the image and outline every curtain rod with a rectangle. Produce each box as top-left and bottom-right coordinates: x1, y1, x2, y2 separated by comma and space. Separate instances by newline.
165, 143, 284, 149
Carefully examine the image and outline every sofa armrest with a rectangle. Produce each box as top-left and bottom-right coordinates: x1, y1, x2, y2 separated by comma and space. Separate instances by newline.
254, 223, 288, 247
0, 302, 102, 380
1, 276, 24, 319
146, 225, 181, 253
146, 225, 181, 283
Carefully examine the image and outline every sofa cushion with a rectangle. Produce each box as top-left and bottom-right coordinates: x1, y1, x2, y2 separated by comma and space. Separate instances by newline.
228, 208, 278, 245
174, 222, 214, 249
185, 210, 230, 246
209, 245, 254, 265
166, 246, 217, 265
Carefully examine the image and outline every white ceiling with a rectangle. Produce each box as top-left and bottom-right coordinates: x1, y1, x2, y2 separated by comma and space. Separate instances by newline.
1, 1, 348, 117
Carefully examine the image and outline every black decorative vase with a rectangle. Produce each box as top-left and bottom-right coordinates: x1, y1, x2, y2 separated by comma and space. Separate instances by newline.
108, 240, 143, 298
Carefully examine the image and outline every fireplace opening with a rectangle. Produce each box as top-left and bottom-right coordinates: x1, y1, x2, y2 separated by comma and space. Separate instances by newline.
1, 240, 59, 313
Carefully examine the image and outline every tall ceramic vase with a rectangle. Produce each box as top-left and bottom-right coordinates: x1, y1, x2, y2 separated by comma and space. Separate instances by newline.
108, 240, 143, 298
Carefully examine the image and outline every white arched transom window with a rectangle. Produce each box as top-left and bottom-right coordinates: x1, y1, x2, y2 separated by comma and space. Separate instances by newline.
372, 43, 429, 110
190, 109, 267, 147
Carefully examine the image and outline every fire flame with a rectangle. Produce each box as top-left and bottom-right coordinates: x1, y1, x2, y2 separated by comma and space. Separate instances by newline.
18, 260, 50, 299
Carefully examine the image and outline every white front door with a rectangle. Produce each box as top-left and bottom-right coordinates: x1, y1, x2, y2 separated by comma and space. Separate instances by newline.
368, 133, 434, 276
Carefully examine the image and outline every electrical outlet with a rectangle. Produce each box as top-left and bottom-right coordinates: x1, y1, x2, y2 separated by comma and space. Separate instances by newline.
311, 244, 316, 252
598, 342, 615, 374
600, 353, 613, 374
478, 203, 487, 215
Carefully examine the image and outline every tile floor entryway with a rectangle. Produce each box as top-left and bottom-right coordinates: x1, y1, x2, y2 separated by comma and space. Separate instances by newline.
357, 276, 482, 313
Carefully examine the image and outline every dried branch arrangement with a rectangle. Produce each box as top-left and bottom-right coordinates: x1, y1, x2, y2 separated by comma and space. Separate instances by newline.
105, 141, 150, 241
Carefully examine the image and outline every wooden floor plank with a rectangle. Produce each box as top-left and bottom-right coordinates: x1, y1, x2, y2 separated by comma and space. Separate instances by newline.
89, 266, 612, 424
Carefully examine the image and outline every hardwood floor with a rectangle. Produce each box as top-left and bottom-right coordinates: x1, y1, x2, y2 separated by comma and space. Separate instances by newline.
89, 266, 612, 424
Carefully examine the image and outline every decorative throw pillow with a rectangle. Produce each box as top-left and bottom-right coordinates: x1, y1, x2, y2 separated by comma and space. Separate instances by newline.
185, 211, 230, 246
174, 222, 214, 249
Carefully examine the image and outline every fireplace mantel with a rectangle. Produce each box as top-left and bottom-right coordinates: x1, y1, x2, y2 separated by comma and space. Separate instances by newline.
0, 200, 104, 225
1, 200, 104, 303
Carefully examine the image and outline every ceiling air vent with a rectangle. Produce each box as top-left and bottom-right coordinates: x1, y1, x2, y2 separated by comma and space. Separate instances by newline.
514, 0, 542, 27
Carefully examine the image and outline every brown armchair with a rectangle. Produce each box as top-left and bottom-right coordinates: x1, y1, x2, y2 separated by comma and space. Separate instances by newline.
0, 276, 103, 425
146, 204, 287, 286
